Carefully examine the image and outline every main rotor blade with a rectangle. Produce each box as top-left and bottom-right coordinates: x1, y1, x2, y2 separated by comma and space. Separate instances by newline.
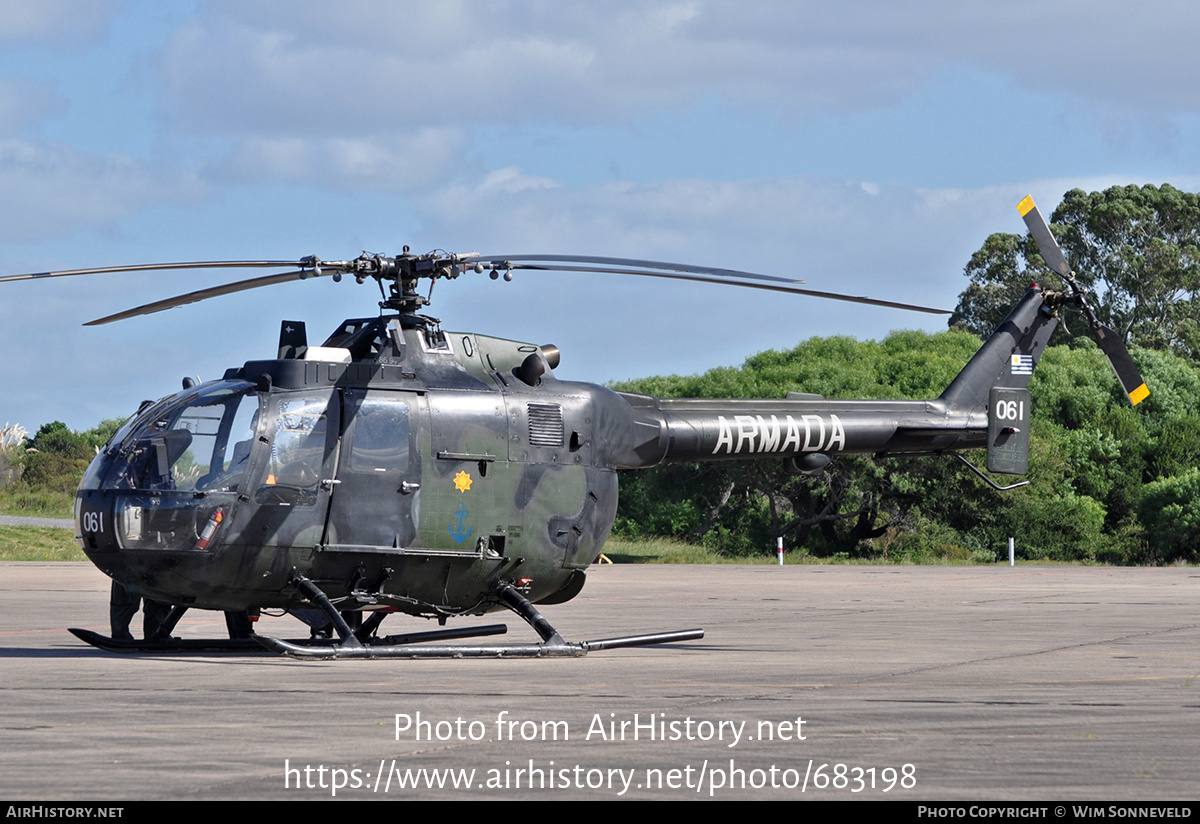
54, 250, 946, 325
84, 269, 320, 326
475, 254, 806, 285
509, 263, 951, 314
0, 260, 308, 284
1017, 196, 1071, 278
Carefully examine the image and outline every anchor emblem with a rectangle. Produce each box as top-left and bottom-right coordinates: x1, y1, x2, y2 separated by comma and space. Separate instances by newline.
448, 501, 473, 545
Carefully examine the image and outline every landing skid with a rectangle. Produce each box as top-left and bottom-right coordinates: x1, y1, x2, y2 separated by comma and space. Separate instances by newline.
254, 627, 705, 658
70, 628, 269, 653
68, 623, 510, 654
69, 578, 704, 658
255, 578, 704, 659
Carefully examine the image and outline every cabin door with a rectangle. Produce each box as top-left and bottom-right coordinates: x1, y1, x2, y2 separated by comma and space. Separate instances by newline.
324, 388, 423, 551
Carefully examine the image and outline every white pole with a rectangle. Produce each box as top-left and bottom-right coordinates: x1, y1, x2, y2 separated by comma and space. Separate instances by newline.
777, 537, 784, 565
1009, 537, 1015, 566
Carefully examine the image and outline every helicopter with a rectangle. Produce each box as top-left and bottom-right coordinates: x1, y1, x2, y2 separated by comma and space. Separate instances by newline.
1, 196, 1147, 658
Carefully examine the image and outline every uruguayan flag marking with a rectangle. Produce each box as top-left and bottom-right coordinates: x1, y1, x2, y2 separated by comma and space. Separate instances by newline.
1011, 354, 1034, 375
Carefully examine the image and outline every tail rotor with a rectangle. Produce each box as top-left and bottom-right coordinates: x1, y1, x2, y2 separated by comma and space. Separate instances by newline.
1018, 196, 1150, 406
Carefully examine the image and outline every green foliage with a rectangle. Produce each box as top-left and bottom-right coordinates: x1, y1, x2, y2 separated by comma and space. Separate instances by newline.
1150, 416, 1200, 479
0, 486, 74, 518
82, 418, 124, 451
614, 330, 997, 558
614, 315, 1200, 564
27, 421, 92, 460
19, 420, 92, 495
20, 453, 89, 495
952, 184, 1200, 357
0, 419, 116, 517
1138, 469, 1200, 564
1009, 489, 1107, 562
624, 331, 982, 404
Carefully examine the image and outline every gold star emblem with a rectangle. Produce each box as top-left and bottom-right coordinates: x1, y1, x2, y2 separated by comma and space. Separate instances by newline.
453, 471, 472, 493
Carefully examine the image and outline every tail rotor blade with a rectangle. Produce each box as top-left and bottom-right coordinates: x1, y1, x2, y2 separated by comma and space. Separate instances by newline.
1094, 323, 1150, 405
1017, 195, 1071, 278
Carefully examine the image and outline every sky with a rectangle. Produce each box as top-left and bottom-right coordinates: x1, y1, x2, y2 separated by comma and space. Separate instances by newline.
2, 0, 1200, 432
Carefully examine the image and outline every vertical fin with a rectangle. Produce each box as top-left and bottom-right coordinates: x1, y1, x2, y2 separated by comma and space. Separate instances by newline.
940, 287, 1059, 414
278, 320, 307, 359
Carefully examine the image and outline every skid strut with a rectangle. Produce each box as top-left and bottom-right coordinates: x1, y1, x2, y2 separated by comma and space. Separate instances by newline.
254, 577, 704, 659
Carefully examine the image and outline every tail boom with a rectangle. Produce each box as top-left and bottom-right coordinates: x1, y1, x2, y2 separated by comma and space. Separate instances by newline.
606, 287, 1059, 470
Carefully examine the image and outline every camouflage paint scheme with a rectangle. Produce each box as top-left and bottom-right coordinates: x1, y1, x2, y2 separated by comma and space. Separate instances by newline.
75, 287, 1057, 621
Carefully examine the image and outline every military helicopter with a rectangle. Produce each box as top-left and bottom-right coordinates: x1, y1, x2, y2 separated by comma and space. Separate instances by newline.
1, 197, 1147, 658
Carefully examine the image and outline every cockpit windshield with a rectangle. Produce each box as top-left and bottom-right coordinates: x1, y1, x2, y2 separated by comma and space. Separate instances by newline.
98, 381, 260, 493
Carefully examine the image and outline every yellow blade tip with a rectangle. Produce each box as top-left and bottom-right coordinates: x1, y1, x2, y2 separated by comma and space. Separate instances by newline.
1129, 384, 1150, 405
1017, 195, 1036, 217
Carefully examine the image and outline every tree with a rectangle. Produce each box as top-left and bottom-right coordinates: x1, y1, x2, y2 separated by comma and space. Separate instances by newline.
951, 184, 1200, 358
26, 421, 91, 460
612, 330, 988, 557
22, 421, 93, 494
81, 418, 125, 451
1138, 469, 1200, 564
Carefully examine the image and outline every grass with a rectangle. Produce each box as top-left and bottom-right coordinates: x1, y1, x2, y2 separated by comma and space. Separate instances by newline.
0, 526, 87, 561
602, 536, 756, 564
0, 528, 1105, 565
599, 536, 1004, 565
0, 487, 73, 519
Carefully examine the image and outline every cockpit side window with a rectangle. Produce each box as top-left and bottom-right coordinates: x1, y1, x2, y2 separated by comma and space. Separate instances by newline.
255, 395, 331, 506
349, 397, 410, 473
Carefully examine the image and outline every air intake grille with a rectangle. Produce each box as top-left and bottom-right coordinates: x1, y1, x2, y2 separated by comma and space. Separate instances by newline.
527, 403, 564, 447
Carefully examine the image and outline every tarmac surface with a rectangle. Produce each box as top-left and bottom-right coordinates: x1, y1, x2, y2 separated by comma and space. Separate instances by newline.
1, 561, 1198, 801
0, 515, 74, 528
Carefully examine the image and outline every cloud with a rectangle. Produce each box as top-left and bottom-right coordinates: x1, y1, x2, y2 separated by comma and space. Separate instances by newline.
422, 170, 986, 280
129, 1, 1200, 198
153, 0, 1200, 140
416, 169, 1200, 315
0, 0, 116, 47
0, 78, 66, 136
213, 129, 471, 192
0, 140, 205, 242
153, 1, 931, 133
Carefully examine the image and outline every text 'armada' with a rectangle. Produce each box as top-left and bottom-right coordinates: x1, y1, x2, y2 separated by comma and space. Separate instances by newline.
712, 414, 845, 456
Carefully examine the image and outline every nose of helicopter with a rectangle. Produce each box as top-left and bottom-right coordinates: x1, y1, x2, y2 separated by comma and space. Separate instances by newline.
74, 378, 262, 595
